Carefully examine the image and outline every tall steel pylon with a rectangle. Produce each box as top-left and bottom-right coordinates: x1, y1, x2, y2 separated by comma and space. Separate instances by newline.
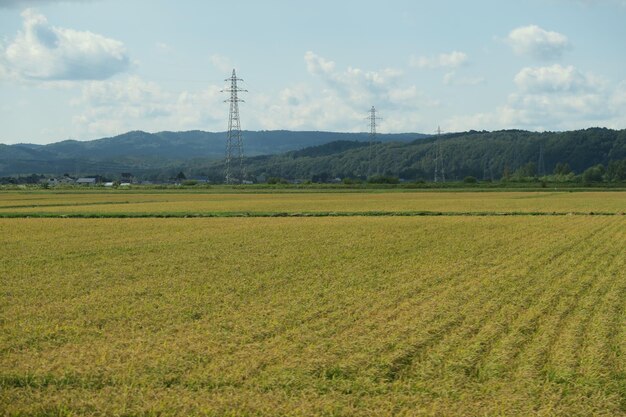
434, 126, 446, 183
537, 142, 546, 177
222, 69, 247, 184
366, 106, 382, 177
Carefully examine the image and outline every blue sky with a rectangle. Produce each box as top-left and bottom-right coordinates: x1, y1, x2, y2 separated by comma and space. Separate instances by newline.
1, 0, 625, 144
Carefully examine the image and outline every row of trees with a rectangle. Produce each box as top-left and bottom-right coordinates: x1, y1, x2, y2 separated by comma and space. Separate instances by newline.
503, 159, 626, 183
582, 159, 626, 183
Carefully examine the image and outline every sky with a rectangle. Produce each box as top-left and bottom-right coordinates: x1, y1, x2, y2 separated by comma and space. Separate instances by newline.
0, 0, 625, 144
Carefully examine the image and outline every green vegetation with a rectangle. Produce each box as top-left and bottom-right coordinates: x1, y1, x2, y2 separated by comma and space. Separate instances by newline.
196, 128, 626, 183
2, 128, 626, 185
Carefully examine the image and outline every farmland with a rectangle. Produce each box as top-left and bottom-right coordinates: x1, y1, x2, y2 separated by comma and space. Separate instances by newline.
0, 190, 625, 216
1, 190, 625, 416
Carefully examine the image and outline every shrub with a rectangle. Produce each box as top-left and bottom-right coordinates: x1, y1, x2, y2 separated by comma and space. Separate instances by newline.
367, 175, 399, 184
582, 164, 605, 184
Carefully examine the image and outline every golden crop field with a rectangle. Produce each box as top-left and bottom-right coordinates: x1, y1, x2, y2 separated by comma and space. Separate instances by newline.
1, 208, 625, 415
0, 190, 625, 215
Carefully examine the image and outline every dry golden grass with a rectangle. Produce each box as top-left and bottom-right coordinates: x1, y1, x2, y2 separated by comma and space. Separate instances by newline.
0, 190, 625, 215
1, 216, 625, 416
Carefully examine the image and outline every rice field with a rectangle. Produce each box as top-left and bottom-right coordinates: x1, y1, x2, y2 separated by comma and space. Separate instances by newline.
1, 190, 625, 416
0, 190, 625, 215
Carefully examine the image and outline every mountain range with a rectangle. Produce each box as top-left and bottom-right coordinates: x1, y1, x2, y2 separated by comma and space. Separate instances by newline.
0, 130, 426, 177
1, 128, 625, 182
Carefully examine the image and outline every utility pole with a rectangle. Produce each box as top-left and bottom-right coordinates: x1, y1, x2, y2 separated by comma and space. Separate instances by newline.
366, 106, 382, 177
434, 126, 446, 183
222, 69, 247, 184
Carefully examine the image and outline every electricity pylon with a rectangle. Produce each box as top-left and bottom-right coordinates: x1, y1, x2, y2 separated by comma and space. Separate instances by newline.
366, 106, 382, 177
538, 142, 546, 177
222, 69, 247, 184
434, 126, 446, 183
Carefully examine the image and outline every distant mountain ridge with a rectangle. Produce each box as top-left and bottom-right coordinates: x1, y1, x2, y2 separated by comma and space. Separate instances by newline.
0, 130, 427, 176
2, 128, 625, 182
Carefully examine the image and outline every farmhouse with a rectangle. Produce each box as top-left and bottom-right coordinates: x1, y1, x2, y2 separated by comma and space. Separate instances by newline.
76, 177, 97, 186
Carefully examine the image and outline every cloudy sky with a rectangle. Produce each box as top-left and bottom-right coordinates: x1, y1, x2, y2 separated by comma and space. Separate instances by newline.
0, 0, 625, 144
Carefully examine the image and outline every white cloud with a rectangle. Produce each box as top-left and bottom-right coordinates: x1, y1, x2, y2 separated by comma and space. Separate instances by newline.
155, 42, 170, 52
443, 71, 485, 86
304, 51, 430, 110
209, 54, 234, 74
611, 81, 626, 107
410, 51, 468, 69
445, 65, 623, 132
514, 64, 604, 93
0, 9, 129, 81
65, 50, 433, 139
304, 51, 335, 75
254, 86, 361, 132
0, 0, 90, 7
609, 81, 626, 128
70, 76, 224, 137
504, 91, 609, 127
72, 76, 167, 108
251, 52, 434, 133
507, 25, 570, 60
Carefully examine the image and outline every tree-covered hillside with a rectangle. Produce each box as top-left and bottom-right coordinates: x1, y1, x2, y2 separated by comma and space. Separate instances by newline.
182, 128, 626, 182
1, 128, 625, 182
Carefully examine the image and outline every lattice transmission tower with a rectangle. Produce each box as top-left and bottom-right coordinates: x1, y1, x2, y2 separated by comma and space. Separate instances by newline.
366, 106, 382, 177
538, 142, 546, 177
222, 69, 247, 184
434, 126, 446, 182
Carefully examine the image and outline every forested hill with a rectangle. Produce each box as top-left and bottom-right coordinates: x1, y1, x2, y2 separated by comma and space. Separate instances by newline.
186, 128, 626, 182
1, 128, 625, 181
0, 130, 425, 176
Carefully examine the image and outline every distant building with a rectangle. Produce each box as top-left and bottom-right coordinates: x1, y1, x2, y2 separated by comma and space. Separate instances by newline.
76, 177, 97, 186
44, 177, 75, 186
120, 173, 134, 183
